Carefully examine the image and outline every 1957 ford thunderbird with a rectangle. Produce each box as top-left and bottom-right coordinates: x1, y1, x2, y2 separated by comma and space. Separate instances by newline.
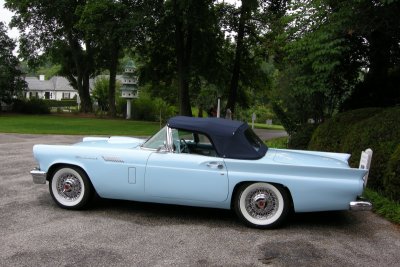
31, 116, 373, 228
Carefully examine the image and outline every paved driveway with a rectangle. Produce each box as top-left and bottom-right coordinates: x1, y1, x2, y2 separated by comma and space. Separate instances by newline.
1, 133, 399, 267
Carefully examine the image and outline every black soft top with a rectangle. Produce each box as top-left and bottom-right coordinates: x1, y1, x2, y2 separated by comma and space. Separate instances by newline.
167, 116, 268, 160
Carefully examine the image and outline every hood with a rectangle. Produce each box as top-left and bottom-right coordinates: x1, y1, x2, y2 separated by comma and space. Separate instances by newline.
73, 136, 146, 149
270, 148, 351, 169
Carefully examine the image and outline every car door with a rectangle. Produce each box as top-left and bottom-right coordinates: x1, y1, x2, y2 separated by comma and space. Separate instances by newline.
144, 152, 228, 202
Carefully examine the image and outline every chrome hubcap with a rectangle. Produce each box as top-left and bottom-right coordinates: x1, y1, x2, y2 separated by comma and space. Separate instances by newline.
56, 174, 82, 201
245, 189, 278, 220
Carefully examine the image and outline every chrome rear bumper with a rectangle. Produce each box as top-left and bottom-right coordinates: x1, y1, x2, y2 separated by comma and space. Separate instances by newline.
31, 168, 47, 184
350, 197, 372, 211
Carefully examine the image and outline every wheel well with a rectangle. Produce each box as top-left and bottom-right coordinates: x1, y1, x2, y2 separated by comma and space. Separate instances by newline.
230, 181, 294, 211
47, 164, 94, 189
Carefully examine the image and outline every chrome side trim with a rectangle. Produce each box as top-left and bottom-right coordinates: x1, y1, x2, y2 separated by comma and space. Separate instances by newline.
102, 156, 124, 163
31, 169, 47, 184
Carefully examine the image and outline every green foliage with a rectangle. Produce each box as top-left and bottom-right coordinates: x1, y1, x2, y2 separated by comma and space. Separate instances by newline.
44, 100, 77, 108
341, 108, 400, 190
131, 93, 177, 122
237, 104, 277, 124
363, 189, 400, 224
0, 22, 26, 104
6, 0, 94, 112
265, 136, 288, 149
12, 99, 50, 114
92, 76, 113, 112
309, 108, 383, 152
271, 103, 297, 136
36, 64, 61, 79
383, 144, 400, 201
288, 124, 317, 150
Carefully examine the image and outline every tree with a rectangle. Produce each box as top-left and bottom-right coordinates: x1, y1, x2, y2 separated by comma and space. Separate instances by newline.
271, 0, 400, 128
5, 0, 94, 112
137, 0, 229, 116
78, 0, 145, 117
225, 0, 259, 114
0, 22, 26, 106
340, 0, 400, 109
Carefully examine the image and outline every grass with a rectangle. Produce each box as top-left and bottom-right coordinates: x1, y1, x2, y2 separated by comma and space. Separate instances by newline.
252, 123, 284, 130
0, 114, 159, 136
364, 188, 400, 225
265, 136, 288, 148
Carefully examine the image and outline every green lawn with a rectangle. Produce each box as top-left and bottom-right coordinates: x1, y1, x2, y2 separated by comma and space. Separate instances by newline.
0, 114, 284, 136
0, 114, 160, 136
252, 122, 284, 130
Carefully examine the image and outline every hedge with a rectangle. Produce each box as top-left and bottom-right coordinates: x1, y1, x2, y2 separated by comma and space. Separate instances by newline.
308, 108, 383, 152
44, 99, 78, 107
308, 107, 400, 201
384, 144, 400, 201
12, 99, 50, 114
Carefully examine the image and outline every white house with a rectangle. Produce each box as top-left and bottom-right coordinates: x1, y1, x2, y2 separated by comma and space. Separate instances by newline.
25, 75, 79, 100
25, 75, 125, 101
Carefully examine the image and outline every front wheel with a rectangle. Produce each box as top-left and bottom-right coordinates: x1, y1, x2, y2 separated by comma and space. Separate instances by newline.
49, 166, 93, 209
233, 182, 290, 229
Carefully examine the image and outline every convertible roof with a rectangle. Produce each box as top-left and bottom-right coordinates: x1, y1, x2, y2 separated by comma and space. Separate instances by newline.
167, 116, 267, 160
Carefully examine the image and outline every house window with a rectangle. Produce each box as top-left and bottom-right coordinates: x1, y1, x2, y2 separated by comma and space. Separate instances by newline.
63, 92, 70, 99
44, 92, 50, 99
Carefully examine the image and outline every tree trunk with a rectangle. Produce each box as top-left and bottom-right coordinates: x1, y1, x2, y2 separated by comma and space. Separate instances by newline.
108, 46, 119, 118
226, 1, 248, 114
68, 33, 93, 113
173, 0, 193, 116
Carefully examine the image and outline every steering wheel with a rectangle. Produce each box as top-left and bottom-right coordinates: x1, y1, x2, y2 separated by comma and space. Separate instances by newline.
180, 139, 190, 153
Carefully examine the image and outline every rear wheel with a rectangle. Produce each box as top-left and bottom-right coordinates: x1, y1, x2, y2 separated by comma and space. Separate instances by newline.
49, 166, 93, 209
234, 182, 290, 229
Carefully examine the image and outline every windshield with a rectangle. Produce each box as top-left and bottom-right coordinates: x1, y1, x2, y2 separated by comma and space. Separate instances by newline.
141, 126, 167, 150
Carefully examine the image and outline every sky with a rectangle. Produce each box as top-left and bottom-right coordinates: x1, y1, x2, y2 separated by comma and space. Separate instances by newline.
0, 0, 19, 39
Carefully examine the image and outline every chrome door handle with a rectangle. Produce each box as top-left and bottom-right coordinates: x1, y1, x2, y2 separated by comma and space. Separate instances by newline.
206, 162, 224, 169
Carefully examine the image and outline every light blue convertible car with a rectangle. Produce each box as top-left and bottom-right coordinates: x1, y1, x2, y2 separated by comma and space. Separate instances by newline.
31, 116, 372, 228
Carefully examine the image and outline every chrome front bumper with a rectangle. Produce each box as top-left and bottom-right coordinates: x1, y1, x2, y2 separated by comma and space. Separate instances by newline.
31, 168, 47, 184
350, 197, 372, 211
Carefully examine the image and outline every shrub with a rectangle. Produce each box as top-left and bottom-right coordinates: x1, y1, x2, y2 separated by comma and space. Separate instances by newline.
288, 124, 317, 149
44, 99, 77, 108
341, 107, 400, 191
265, 136, 288, 149
383, 144, 400, 202
308, 107, 400, 198
130, 94, 176, 122
308, 108, 383, 152
12, 98, 50, 114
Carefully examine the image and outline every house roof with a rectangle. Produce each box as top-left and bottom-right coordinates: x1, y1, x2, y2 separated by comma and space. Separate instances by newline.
25, 77, 53, 91
167, 116, 268, 160
25, 75, 126, 93
25, 76, 77, 92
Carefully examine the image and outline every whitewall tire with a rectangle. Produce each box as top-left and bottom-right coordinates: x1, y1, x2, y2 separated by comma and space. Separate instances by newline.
234, 182, 290, 229
49, 166, 93, 209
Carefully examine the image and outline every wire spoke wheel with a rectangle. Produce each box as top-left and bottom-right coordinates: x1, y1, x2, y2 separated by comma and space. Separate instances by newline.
49, 166, 92, 209
234, 182, 290, 229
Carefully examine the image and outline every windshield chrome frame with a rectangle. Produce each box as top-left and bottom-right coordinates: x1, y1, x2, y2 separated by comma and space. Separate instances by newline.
166, 126, 174, 152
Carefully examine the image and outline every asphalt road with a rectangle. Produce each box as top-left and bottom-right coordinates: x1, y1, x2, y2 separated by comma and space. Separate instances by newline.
1, 133, 399, 267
